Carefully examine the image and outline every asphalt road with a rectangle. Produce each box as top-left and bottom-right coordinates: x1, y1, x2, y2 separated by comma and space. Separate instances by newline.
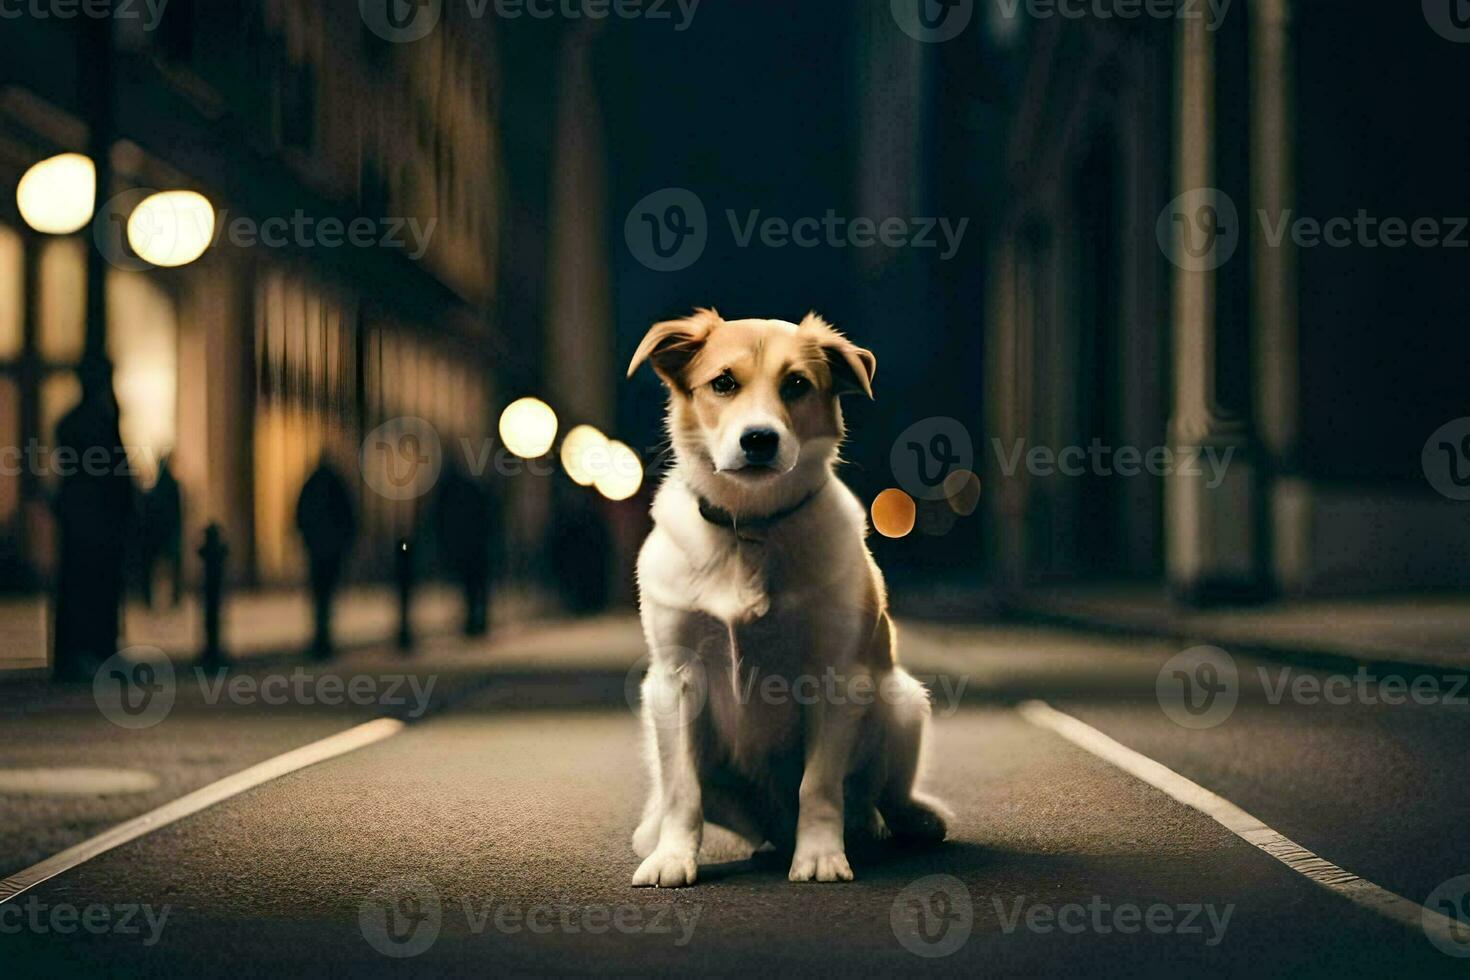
3, 620, 1468, 977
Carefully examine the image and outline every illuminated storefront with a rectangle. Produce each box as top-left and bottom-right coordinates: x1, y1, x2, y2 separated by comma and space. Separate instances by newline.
0, 1, 502, 590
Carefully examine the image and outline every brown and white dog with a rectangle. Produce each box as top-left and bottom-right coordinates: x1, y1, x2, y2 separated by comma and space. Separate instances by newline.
626, 308, 948, 887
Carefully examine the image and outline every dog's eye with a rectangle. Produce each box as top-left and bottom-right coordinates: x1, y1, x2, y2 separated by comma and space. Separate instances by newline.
710, 372, 738, 395
780, 374, 810, 400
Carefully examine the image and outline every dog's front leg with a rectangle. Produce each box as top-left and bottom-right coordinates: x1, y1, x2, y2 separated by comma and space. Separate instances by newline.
789, 696, 862, 883
632, 663, 703, 887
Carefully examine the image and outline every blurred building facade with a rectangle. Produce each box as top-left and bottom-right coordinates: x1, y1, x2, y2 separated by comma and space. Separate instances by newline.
0, 1, 507, 589
983, 0, 1470, 600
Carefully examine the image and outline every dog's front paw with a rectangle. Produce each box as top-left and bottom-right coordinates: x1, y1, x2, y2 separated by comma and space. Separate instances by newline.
788, 849, 854, 883
632, 848, 699, 888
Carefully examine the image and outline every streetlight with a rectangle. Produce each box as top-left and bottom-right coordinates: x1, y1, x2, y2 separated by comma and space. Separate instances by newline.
498, 397, 558, 459
126, 190, 215, 268
871, 488, 916, 538
15, 153, 96, 235
594, 440, 643, 501
560, 424, 608, 486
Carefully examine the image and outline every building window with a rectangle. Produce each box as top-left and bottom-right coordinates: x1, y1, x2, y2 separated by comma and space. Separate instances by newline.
0, 224, 21, 360
107, 271, 178, 484
37, 237, 85, 364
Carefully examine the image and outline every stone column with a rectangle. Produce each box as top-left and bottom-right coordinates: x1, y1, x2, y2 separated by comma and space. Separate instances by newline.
1252, 0, 1308, 593
1163, 12, 1265, 603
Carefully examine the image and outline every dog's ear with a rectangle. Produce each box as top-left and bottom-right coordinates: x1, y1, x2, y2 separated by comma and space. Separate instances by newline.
801, 311, 876, 399
627, 308, 721, 389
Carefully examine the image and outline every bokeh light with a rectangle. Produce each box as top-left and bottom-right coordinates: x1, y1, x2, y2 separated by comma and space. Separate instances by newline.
127, 191, 216, 267
560, 424, 609, 486
594, 440, 643, 501
943, 468, 982, 516
871, 488, 916, 538
16, 153, 96, 235
499, 396, 558, 459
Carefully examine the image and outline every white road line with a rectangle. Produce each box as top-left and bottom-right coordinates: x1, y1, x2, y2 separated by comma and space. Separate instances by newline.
1017, 699, 1460, 946
0, 717, 404, 905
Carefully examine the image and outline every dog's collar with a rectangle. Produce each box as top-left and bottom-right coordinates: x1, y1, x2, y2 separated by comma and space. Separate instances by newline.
693, 484, 822, 537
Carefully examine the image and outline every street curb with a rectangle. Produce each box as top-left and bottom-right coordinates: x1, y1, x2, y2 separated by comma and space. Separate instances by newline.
1001, 603, 1470, 682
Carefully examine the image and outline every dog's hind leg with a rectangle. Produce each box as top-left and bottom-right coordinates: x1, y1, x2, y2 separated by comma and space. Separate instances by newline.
875, 667, 951, 843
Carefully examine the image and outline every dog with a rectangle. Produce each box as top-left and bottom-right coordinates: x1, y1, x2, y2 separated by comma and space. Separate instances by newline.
626, 308, 949, 887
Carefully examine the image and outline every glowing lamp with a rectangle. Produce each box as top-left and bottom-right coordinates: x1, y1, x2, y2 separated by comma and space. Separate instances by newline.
871, 488, 916, 538
561, 424, 609, 486
127, 191, 215, 268
16, 153, 96, 234
499, 397, 558, 459
594, 440, 643, 501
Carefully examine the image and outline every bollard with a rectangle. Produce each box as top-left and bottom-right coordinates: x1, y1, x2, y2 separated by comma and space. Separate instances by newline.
198, 523, 228, 667
395, 538, 414, 653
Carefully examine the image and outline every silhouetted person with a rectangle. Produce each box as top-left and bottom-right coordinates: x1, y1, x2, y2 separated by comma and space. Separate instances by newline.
295, 459, 357, 659
434, 463, 494, 636
52, 358, 134, 681
139, 454, 183, 608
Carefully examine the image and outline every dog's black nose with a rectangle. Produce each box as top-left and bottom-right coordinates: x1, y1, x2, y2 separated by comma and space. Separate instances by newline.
740, 427, 780, 466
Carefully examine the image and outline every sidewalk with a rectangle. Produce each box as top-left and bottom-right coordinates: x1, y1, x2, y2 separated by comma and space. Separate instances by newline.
0, 583, 554, 675
1009, 583, 1470, 671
